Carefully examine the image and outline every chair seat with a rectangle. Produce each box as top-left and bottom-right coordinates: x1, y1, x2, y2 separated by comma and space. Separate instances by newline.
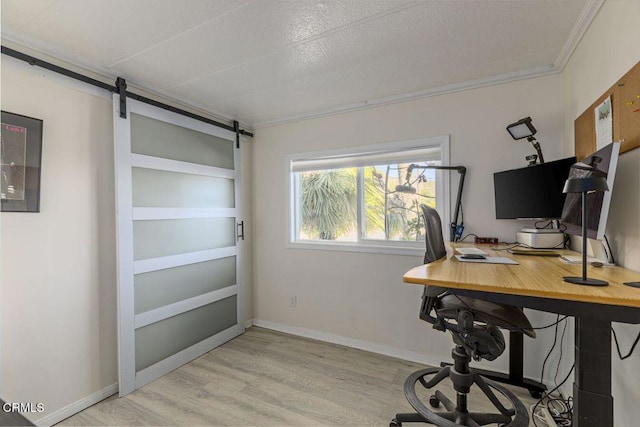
435, 294, 536, 338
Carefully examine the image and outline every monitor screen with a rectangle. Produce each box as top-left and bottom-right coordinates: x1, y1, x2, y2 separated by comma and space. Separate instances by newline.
494, 157, 576, 220
561, 142, 620, 240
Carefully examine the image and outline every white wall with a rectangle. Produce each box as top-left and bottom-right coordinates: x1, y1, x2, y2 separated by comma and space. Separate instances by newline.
253, 74, 567, 377
1, 56, 118, 423
561, 1, 640, 425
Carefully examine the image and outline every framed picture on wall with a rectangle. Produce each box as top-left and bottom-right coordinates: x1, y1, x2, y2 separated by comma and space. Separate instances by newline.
1, 111, 43, 212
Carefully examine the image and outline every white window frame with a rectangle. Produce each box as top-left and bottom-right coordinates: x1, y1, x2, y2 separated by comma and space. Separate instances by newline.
287, 136, 451, 256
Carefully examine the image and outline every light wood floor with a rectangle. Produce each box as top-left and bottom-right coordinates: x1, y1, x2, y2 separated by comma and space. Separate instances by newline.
58, 327, 538, 426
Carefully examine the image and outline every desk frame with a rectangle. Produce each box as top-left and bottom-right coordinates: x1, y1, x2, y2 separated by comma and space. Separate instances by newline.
448, 288, 638, 427
402, 248, 640, 427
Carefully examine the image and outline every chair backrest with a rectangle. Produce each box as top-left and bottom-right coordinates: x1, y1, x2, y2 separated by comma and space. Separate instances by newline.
418, 204, 535, 361
420, 204, 446, 264
419, 204, 448, 320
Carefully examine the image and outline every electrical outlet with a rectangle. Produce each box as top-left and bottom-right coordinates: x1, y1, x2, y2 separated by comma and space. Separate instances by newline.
289, 295, 297, 308
475, 237, 499, 244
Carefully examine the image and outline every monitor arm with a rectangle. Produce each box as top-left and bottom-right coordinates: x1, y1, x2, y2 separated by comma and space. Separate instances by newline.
405, 164, 467, 241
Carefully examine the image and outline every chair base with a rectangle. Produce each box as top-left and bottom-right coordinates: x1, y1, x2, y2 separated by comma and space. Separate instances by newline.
391, 366, 529, 427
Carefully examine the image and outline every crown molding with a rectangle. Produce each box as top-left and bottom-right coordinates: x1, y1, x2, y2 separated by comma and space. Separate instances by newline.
0, 36, 254, 133
253, 65, 558, 129
253, 0, 604, 130
553, 0, 606, 71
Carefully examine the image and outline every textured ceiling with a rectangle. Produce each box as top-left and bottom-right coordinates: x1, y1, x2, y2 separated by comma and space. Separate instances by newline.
1, 0, 595, 128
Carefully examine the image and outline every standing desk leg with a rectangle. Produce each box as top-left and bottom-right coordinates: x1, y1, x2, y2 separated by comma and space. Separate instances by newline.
508, 331, 524, 384
573, 317, 613, 427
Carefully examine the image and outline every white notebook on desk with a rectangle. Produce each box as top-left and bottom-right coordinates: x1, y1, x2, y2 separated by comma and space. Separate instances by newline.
454, 255, 518, 265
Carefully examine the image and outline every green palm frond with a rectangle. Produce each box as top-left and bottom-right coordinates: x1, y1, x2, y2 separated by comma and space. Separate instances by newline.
300, 169, 357, 239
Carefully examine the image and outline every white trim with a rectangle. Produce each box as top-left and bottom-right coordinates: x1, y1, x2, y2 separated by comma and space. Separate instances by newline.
254, 66, 557, 128
135, 324, 243, 390
113, 95, 137, 396
254, 0, 604, 131
233, 135, 245, 331
251, 320, 562, 393
135, 285, 239, 328
133, 246, 237, 274
32, 383, 118, 427
287, 136, 448, 164
288, 136, 451, 250
252, 319, 443, 370
131, 153, 235, 179
1, 37, 246, 132
2, 54, 112, 102
552, 0, 606, 71
286, 241, 424, 257
133, 207, 236, 220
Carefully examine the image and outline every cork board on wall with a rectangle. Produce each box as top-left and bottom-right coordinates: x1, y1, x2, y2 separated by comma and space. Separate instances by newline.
574, 61, 640, 159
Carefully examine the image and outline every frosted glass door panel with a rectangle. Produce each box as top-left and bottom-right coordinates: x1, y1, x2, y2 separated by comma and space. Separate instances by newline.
135, 295, 237, 371
132, 167, 234, 208
130, 113, 234, 169
134, 257, 236, 314
115, 97, 242, 396
133, 217, 235, 260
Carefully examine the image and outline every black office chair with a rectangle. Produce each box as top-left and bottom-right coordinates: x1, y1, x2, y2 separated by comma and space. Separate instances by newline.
391, 205, 534, 427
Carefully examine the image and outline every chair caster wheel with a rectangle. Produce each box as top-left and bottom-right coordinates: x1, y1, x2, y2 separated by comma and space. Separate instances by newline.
429, 395, 440, 408
390, 419, 401, 426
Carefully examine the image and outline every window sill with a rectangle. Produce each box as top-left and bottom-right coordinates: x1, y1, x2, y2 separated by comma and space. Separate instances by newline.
286, 241, 425, 256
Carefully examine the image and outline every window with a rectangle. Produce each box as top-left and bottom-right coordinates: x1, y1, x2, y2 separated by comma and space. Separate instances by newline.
288, 136, 450, 254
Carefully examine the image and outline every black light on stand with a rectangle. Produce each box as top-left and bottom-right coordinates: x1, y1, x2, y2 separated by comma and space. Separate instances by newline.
562, 176, 609, 286
506, 117, 545, 164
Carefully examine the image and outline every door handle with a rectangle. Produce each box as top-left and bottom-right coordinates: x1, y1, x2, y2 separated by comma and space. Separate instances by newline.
237, 221, 245, 241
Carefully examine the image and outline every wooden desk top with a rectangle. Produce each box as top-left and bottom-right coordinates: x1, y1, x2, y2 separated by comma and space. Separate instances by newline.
403, 244, 640, 309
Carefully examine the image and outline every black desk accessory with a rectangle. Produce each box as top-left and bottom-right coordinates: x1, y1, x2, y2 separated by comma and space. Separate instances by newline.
461, 254, 486, 260
624, 282, 640, 288
562, 176, 609, 286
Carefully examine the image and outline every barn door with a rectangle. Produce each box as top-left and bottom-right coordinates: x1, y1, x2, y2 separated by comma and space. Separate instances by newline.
113, 96, 244, 395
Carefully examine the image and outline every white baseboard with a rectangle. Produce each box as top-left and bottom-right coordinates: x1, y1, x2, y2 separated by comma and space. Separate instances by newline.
252, 319, 444, 368
32, 383, 118, 426
244, 318, 254, 328
252, 319, 562, 394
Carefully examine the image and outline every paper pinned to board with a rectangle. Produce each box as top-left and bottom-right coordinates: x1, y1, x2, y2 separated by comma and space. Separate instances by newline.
595, 96, 613, 149
454, 255, 518, 265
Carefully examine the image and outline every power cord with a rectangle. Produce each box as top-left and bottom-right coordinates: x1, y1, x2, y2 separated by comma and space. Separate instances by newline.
540, 315, 561, 385
534, 315, 571, 426
532, 364, 575, 427
603, 234, 616, 264
531, 396, 573, 426
457, 233, 478, 243
553, 318, 569, 388
612, 327, 640, 360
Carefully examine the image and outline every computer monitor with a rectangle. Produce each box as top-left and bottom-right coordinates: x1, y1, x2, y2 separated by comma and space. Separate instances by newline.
560, 142, 620, 240
494, 157, 576, 220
